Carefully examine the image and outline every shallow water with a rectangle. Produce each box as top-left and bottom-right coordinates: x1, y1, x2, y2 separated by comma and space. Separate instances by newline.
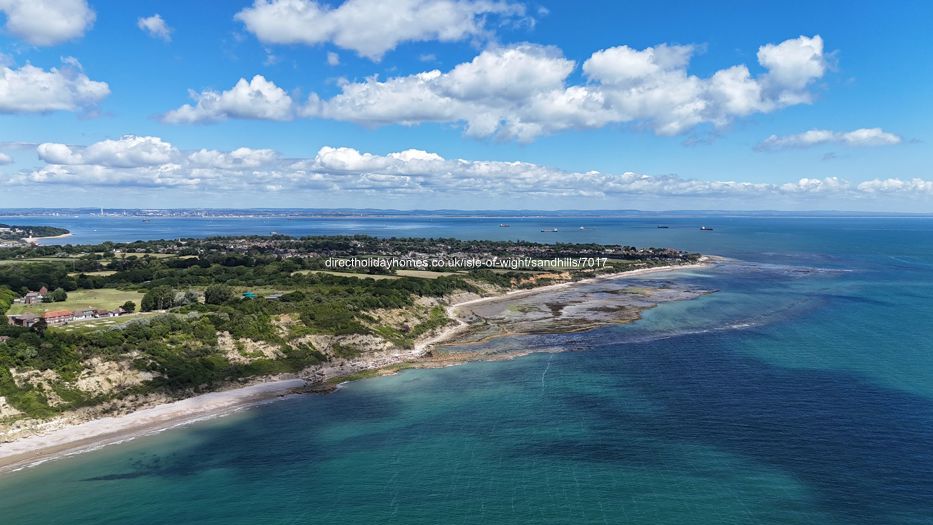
1, 216, 933, 524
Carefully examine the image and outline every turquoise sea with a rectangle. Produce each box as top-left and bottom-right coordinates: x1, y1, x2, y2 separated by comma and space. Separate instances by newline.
2, 215, 933, 524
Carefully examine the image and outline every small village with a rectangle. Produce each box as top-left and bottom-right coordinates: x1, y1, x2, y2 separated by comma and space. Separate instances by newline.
0, 226, 29, 248
5, 287, 128, 328
0, 224, 70, 248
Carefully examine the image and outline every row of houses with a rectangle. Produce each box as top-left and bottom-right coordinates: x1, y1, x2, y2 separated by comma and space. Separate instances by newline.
8, 307, 127, 328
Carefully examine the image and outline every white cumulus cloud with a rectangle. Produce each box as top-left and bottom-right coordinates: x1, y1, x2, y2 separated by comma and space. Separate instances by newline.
0, 0, 94, 45
9, 137, 933, 204
137, 14, 172, 41
0, 58, 109, 113
187, 147, 279, 169
857, 178, 933, 195
308, 36, 828, 140
756, 35, 827, 103
163, 36, 830, 141
758, 128, 902, 150
234, 0, 525, 60
38, 136, 179, 167
162, 75, 296, 123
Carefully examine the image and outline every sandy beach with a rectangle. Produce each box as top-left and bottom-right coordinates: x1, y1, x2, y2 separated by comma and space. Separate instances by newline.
0, 379, 306, 474
0, 258, 714, 475
23, 232, 73, 245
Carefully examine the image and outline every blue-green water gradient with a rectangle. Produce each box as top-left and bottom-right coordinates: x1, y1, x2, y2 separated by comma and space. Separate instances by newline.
1, 216, 932, 524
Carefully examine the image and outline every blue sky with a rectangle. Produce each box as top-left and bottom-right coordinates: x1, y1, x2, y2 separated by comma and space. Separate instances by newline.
0, 0, 931, 210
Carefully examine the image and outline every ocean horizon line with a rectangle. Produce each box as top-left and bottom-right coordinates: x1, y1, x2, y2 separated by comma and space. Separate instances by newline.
3, 208, 933, 218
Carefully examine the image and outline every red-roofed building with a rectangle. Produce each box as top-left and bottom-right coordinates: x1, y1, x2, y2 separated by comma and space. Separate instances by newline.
42, 310, 73, 326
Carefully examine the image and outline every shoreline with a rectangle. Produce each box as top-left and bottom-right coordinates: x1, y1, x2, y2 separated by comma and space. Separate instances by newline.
22, 232, 73, 245
0, 258, 714, 475
0, 379, 306, 474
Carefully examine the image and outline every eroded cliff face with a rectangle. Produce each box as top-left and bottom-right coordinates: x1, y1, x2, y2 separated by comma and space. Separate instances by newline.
75, 356, 161, 396
0, 296, 466, 442
0, 397, 21, 419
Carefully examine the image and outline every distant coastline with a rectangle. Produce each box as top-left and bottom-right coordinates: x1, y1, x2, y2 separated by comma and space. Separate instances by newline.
3, 208, 933, 219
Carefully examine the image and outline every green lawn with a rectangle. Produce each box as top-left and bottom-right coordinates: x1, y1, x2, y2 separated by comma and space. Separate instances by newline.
57, 311, 159, 333
396, 269, 462, 279
0, 253, 190, 267
113, 253, 194, 259
68, 270, 117, 277
294, 270, 400, 280
6, 288, 144, 315
0, 257, 79, 266
231, 286, 290, 295
293, 269, 461, 280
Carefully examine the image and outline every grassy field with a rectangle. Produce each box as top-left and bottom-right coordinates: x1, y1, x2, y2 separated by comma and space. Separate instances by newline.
0, 252, 190, 268
606, 259, 644, 265
294, 270, 400, 280
294, 269, 463, 280
395, 269, 462, 279
67, 270, 117, 277
231, 286, 291, 296
0, 257, 80, 266
58, 311, 159, 333
6, 288, 144, 315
